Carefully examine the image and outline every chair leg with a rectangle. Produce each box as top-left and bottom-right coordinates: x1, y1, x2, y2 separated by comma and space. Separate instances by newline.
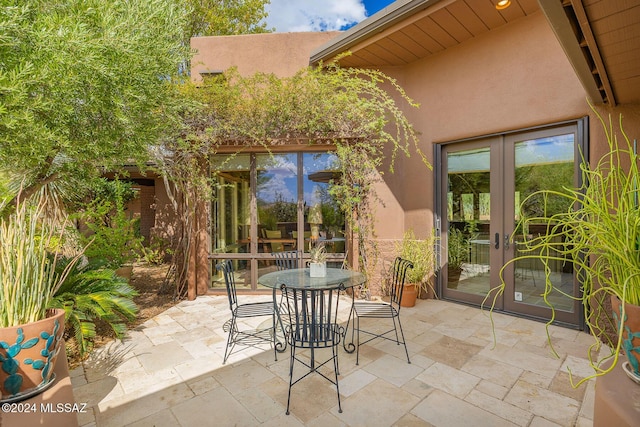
223, 316, 237, 365
333, 344, 342, 413
392, 316, 401, 344
396, 317, 411, 364
272, 311, 278, 362
286, 345, 297, 415
355, 315, 360, 365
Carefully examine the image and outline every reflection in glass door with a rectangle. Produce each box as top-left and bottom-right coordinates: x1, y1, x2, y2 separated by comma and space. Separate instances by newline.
505, 130, 579, 324
439, 122, 584, 327
443, 142, 497, 305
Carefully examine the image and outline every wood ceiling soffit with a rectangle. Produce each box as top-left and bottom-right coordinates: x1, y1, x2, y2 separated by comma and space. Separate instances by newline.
569, 0, 616, 105
497, 0, 527, 21
430, 8, 473, 43
351, 48, 390, 66
387, 30, 431, 58
373, 37, 418, 64
471, 1, 508, 29
338, 0, 455, 59
519, 0, 541, 15
446, 1, 490, 37
365, 42, 407, 64
402, 23, 445, 54
421, 16, 459, 48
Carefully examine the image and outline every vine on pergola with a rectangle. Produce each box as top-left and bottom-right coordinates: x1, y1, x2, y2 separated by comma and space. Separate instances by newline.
159, 58, 431, 298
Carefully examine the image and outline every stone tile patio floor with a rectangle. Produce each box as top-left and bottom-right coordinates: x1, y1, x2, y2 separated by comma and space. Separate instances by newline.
71, 295, 598, 426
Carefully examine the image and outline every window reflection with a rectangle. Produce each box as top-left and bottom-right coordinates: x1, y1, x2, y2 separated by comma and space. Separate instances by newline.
256, 154, 298, 253
304, 153, 345, 254
211, 152, 346, 290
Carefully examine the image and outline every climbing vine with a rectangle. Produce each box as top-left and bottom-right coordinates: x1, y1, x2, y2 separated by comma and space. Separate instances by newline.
159, 56, 431, 297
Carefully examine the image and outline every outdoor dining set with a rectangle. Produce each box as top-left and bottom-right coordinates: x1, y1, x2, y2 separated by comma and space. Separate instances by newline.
215, 254, 414, 415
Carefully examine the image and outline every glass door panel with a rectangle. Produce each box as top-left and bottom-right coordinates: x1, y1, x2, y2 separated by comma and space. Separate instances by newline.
303, 153, 345, 262
505, 131, 579, 321
211, 154, 252, 289
439, 123, 582, 327
256, 154, 298, 255
443, 143, 497, 303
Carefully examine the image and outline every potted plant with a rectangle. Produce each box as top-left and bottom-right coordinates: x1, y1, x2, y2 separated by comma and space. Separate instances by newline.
0, 199, 82, 401
486, 110, 640, 386
394, 229, 438, 306
308, 242, 327, 277
447, 226, 468, 289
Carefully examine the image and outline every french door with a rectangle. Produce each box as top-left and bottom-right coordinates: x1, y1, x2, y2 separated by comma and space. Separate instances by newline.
438, 121, 586, 326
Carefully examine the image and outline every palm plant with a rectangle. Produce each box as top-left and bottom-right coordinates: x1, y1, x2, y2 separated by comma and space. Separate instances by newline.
51, 258, 139, 356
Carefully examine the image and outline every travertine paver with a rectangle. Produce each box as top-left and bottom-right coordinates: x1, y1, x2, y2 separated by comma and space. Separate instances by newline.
71, 297, 596, 426
416, 362, 481, 398
413, 389, 518, 427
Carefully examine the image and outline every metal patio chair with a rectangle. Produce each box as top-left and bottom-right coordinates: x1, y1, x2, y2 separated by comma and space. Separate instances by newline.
274, 250, 299, 270
216, 260, 279, 364
281, 283, 345, 415
352, 257, 413, 365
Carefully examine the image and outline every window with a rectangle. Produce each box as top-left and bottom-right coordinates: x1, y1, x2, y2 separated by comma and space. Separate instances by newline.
211, 152, 345, 290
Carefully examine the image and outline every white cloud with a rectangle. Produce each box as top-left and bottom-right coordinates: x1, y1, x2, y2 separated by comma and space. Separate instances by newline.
265, 0, 367, 32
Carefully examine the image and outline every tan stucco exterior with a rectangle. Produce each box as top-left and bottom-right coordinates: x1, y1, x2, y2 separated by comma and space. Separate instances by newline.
191, 32, 340, 80
183, 9, 640, 298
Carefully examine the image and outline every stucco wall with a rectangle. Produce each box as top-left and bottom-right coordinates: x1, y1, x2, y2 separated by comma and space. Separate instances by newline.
191, 31, 341, 79
381, 12, 587, 228
362, 12, 591, 291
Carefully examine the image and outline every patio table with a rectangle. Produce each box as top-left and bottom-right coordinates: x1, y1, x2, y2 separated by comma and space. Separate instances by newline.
258, 267, 365, 356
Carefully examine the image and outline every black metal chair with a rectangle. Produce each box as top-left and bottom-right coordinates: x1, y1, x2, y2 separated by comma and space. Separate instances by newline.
274, 250, 299, 270
216, 260, 279, 364
281, 284, 345, 415
352, 257, 413, 365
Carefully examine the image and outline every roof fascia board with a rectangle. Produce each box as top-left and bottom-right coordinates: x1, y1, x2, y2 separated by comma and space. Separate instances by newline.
310, 0, 447, 64
538, 0, 604, 104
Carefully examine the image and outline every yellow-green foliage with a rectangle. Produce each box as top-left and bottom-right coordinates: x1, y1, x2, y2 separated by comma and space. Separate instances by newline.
394, 229, 437, 291
0, 200, 79, 327
486, 106, 640, 385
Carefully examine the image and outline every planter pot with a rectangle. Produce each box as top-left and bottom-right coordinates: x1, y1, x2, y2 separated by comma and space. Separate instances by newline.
0, 308, 65, 402
447, 267, 462, 289
400, 284, 418, 307
309, 262, 326, 278
418, 283, 436, 299
611, 296, 640, 378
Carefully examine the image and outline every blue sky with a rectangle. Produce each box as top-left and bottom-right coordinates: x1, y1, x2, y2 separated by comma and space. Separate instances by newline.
264, 0, 396, 32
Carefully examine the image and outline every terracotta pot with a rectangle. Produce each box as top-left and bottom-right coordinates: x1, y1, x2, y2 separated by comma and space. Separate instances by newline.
0, 308, 65, 402
400, 284, 418, 307
610, 295, 640, 377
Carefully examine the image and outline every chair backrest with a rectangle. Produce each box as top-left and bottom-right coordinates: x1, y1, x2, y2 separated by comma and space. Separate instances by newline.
216, 260, 238, 312
274, 250, 299, 270
388, 257, 414, 307
281, 284, 344, 348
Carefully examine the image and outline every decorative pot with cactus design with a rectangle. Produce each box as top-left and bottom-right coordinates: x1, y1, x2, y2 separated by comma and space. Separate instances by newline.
0, 308, 65, 402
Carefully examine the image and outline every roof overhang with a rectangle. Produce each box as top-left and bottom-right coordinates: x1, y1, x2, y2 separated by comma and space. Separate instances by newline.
311, 0, 640, 106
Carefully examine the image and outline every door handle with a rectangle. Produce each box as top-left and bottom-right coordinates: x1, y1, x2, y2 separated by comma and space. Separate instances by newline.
494, 233, 499, 249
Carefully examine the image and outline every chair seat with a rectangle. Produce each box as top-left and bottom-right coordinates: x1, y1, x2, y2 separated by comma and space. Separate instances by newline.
352, 257, 413, 366
353, 301, 399, 318
233, 302, 275, 318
